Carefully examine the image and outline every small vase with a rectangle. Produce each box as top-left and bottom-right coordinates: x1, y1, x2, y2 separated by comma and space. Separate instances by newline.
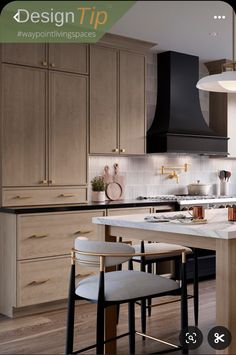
92, 191, 105, 202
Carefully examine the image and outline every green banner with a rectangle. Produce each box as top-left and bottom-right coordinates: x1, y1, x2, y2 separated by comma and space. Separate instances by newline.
0, 1, 135, 42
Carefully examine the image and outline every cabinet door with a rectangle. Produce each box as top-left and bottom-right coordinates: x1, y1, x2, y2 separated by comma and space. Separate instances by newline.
49, 71, 87, 186
49, 44, 88, 74
2, 65, 47, 187
2, 44, 47, 68
119, 51, 146, 154
90, 45, 118, 154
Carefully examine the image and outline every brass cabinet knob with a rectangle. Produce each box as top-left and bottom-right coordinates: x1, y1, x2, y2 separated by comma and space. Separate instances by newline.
50, 63, 56, 67
40, 180, 48, 184
49, 179, 55, 184
120, 148, 126, 153
112, 148, 119, 153
42, 61, 47, 66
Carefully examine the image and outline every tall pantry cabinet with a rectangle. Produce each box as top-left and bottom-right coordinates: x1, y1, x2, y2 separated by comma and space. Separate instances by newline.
1, 44, 88, 206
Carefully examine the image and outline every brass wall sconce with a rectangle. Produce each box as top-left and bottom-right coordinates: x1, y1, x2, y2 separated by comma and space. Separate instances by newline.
161, 163, 188, 183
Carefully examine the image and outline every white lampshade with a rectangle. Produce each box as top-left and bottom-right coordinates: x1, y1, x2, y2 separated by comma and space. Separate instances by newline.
196, 71, 236, 93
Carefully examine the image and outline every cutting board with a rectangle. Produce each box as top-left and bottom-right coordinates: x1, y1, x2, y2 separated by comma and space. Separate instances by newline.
103, 164, 125, 200
103, 165, 113, 184
113, 163, 124, 200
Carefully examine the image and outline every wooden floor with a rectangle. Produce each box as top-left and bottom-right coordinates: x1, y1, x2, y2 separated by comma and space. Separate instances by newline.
0, 279, 216, 354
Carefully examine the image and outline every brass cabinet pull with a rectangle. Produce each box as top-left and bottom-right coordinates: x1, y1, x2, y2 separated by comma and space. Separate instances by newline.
39, 180, 48, 184
50, 63, 56, 67
120, 148, 126, 153
73, 230, 92, 235
58, 194, 76, 198
15, 195, 31, 199
112, 148, 119, 153
27, 234, 48, 239
27, 279, 49, 286
42, 61, 47, 66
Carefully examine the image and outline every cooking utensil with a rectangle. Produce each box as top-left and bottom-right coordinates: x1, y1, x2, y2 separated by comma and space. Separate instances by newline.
219, 170, 226, 181
226, 171, 231, 182
187, 180, 211, 195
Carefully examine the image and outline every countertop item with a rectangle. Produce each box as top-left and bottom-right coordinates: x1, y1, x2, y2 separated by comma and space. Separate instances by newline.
187, 181, 211, 195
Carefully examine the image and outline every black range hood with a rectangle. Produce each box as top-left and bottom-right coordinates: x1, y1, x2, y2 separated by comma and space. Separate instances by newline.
146, 51, 228, 155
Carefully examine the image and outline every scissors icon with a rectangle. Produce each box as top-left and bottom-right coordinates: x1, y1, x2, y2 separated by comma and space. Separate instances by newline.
214, 333, 225, 344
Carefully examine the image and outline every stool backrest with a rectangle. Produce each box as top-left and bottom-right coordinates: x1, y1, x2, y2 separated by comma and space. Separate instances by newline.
74, 238, 135, 267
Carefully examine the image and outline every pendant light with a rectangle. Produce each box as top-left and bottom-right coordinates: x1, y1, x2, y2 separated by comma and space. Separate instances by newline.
197, 9, 236, 93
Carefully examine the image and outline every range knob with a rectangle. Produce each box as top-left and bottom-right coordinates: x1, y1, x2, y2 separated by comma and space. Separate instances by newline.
219, 205, 225, 208
226, 204, 232, 208
189, 207, 193, 210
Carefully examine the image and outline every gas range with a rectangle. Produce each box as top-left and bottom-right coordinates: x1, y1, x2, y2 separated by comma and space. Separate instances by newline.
137, 195, 236, 210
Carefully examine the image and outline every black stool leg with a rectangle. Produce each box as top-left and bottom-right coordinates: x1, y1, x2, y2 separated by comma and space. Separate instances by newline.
181, 257, 188, 354
147, 263, 152, 317
129, 301, 135, 354
65, 264, 75, 355
96, 272, 105, 355
141, 299, 146, 339
193, 248, 199, 326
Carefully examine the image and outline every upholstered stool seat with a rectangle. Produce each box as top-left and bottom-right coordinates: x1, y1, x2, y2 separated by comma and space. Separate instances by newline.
76, 270, 179, 302
133, 243, 192, 260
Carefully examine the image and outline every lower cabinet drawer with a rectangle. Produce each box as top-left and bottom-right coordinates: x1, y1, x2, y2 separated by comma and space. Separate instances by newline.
17, 256, 98, 307
17, 256, 70, 307
2, 187, 87, 206
17, 210, 105, 260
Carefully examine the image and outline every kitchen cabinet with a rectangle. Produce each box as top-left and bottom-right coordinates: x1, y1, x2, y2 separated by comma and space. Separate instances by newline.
206, 59, 236, 157
48, 44, 88, 74
2, 44, 47, 68
90, 45, 118, 154
2, 43, 88, 74
0, 209, 105, 316
90, 45, 146, 155
2, 65, 47, 187
49, 71, 87, 186
1, 63, 88, 205
119, 51, 146, 154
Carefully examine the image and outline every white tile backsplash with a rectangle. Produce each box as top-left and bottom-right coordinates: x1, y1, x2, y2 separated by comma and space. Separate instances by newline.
89, 155, 236, 199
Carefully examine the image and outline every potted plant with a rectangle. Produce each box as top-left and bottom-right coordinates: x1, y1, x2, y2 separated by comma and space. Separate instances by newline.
91, 176, 106, 202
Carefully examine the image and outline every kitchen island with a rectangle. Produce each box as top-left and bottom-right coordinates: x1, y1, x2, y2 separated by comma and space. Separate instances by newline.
93, 209, 236, 355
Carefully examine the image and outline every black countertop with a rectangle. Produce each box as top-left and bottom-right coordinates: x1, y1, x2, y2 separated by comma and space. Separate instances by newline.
0, 199, 178, 214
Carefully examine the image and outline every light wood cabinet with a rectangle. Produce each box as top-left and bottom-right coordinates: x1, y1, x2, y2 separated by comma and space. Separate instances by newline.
119, 52, 146, 154
2, 44, 47, 68
90, 45, 146, 155
2, 43, 88, 74
48, 44, 88, 74
0, 209, 105, 316
90, 45, 118, 154
49, 72, 87, 186
1, 62, 88, 205
2, 65, 47, 187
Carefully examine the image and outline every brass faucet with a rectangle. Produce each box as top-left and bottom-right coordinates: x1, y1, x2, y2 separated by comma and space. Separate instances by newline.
161, 163, 188, 184
168, 170, 179, 183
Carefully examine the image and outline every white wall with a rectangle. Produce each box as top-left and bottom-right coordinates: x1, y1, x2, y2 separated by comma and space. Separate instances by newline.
89, 155, 236, 199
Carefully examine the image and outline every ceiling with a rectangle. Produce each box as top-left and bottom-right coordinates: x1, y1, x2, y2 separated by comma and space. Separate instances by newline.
109, 1, 233, 62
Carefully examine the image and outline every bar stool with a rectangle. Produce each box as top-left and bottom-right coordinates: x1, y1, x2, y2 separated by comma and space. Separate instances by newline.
65, 239, 188, 355
132, 241, 199, 335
